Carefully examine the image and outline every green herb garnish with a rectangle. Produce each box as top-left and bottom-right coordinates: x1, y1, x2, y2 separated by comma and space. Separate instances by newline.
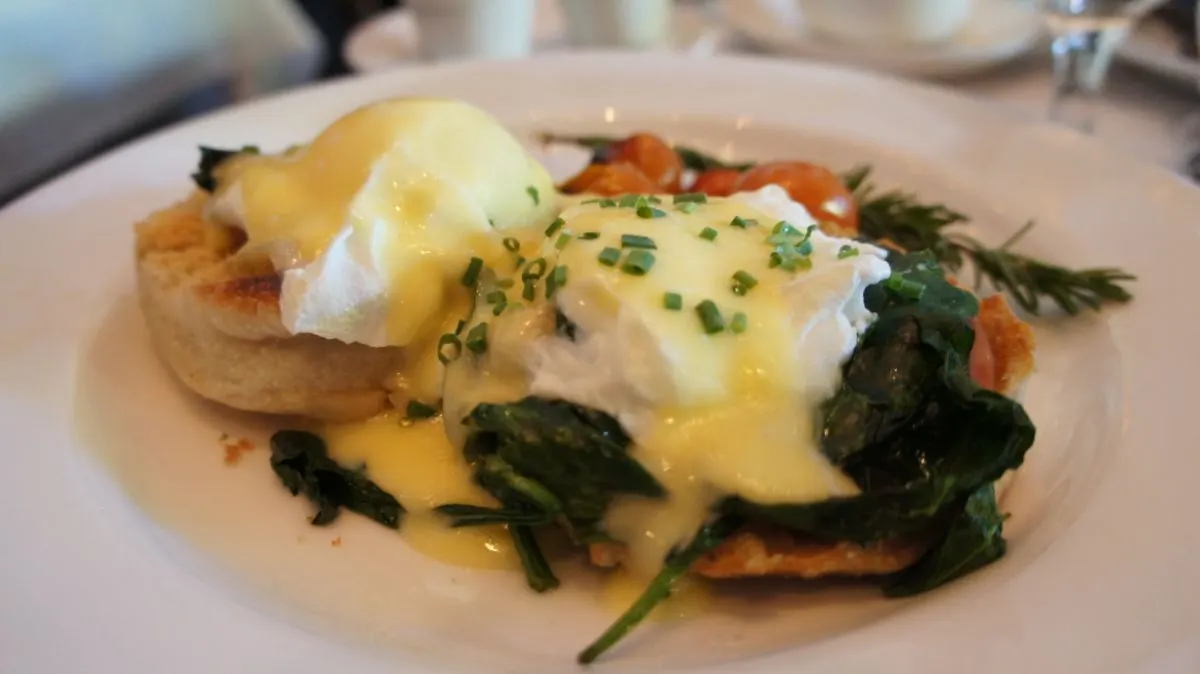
546, 265, 568, 299
545, 217, 565, 238
695, 299, 724, 334
838, 245, 860, 259
597, 247, 622, 267
730, 216, 756, 229
523, 257, 548, 280
730, 311, 748, 334
673, 192, 708, 204
485, 290, 507, 305
555, 233, 572, 250
503, 237, 521, 252
465, 322, 489, 355
527, 185, 540, 205
663, 292, 682, 311
621, 249, 656, 275
437, 333, 462, 364
731, 270, 758, 295
676, 202, 700, 214
461, 257, 484, 287
405, 400, 440, 420
620, 234, 657, 250
579, 231, 601, 240
699, 226, 719, 241
636, 205, 667, 219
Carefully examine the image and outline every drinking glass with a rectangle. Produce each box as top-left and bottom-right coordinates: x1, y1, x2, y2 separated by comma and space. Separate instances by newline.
1038, 0, 1170, 133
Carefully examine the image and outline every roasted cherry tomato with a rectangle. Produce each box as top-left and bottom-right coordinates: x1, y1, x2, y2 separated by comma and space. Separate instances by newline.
968, 318, 997, 391
560, 162, 660, 196
734, 161, 859, 233
602, 133, 684, 192
690, 168, 742, 197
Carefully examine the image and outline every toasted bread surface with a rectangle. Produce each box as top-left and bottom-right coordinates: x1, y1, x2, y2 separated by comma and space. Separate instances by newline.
135, 193, 405, 421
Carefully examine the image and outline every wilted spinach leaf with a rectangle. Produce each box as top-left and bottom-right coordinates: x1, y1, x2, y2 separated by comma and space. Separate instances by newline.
463, 397, 664, 528
884, 483, 1007, 596
730, 250, 1033, 554
190, 144, 259, 192
269, 430, 403, 529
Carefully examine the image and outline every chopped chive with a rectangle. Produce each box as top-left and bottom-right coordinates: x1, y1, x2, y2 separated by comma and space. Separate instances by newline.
503, 237, 521, 252
885, 275, 926, 300
730, 312, 748, 334
797, 239, 814, 256
647, 196, 663, 204
695, 300, 725, 334
454, 319, 466, 335
460, 257, 483, 287
636, 205, 667, 219
492, 302, 507, 316
732, 270, 759, 293
485, 290, 508, 305
522, 257, 548, 280
522, 278, 536, 301
497, 278, 515, 289
544, 217, 565, 238
406, 400, 439, 419
437, 333, 462, 364
663, 292, 683, 311
772, 221, 797, 235
621, 249, 656, 275
555, 233, 572, 250
699, 226, 719, 242
578, 231, 601, 240
465, 322, 489, 355
616, 194, 643, 208
514, 255, 526, 271
838, 245, 860, 259
673, 192, 708, 204
676, 202, 699, 214
546, 265, 569, 299
730, 216, 757, 229
580, 197, 617, 208
526, 186, 540, 205
620, 234, 657, 250
597, 247, 622, 266
769, 251, 782, 268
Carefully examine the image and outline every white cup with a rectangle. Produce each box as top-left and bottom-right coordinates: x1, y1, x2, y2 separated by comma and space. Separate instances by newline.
796, 0, 976, 46
409, 0, 537, 61
559, 0, 673, 49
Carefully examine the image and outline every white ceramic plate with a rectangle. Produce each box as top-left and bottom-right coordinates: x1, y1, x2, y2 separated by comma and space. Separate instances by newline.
3, 53, 1200, 673
1119, 14, 1199, 87
723, 0, 1044, 79
344, 0, 718, 73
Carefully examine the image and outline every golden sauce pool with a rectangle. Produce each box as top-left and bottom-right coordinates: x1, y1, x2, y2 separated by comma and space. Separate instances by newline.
320, 412, 520, 571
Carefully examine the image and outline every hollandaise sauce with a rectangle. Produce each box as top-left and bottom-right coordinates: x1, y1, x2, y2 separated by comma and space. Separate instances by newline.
320, 413, 521, 571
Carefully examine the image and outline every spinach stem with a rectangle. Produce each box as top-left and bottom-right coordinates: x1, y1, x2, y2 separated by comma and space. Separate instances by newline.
510, 525, 559, 593
577, 516, 743, 664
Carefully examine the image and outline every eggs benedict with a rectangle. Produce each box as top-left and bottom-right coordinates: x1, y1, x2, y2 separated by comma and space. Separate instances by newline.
135, 99, 557, 418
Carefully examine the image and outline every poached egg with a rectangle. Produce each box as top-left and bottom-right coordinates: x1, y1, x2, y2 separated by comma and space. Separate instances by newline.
445, 186, 891, 575
207, 98, 559, 358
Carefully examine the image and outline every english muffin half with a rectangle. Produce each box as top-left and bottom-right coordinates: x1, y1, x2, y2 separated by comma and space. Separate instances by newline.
135, 192, 406, 421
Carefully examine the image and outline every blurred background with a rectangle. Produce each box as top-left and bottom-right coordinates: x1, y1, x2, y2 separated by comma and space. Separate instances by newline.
1, 0, 1197, 206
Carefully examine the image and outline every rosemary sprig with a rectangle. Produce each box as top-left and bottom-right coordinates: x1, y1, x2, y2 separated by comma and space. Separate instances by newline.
846, 165, 1135, 316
